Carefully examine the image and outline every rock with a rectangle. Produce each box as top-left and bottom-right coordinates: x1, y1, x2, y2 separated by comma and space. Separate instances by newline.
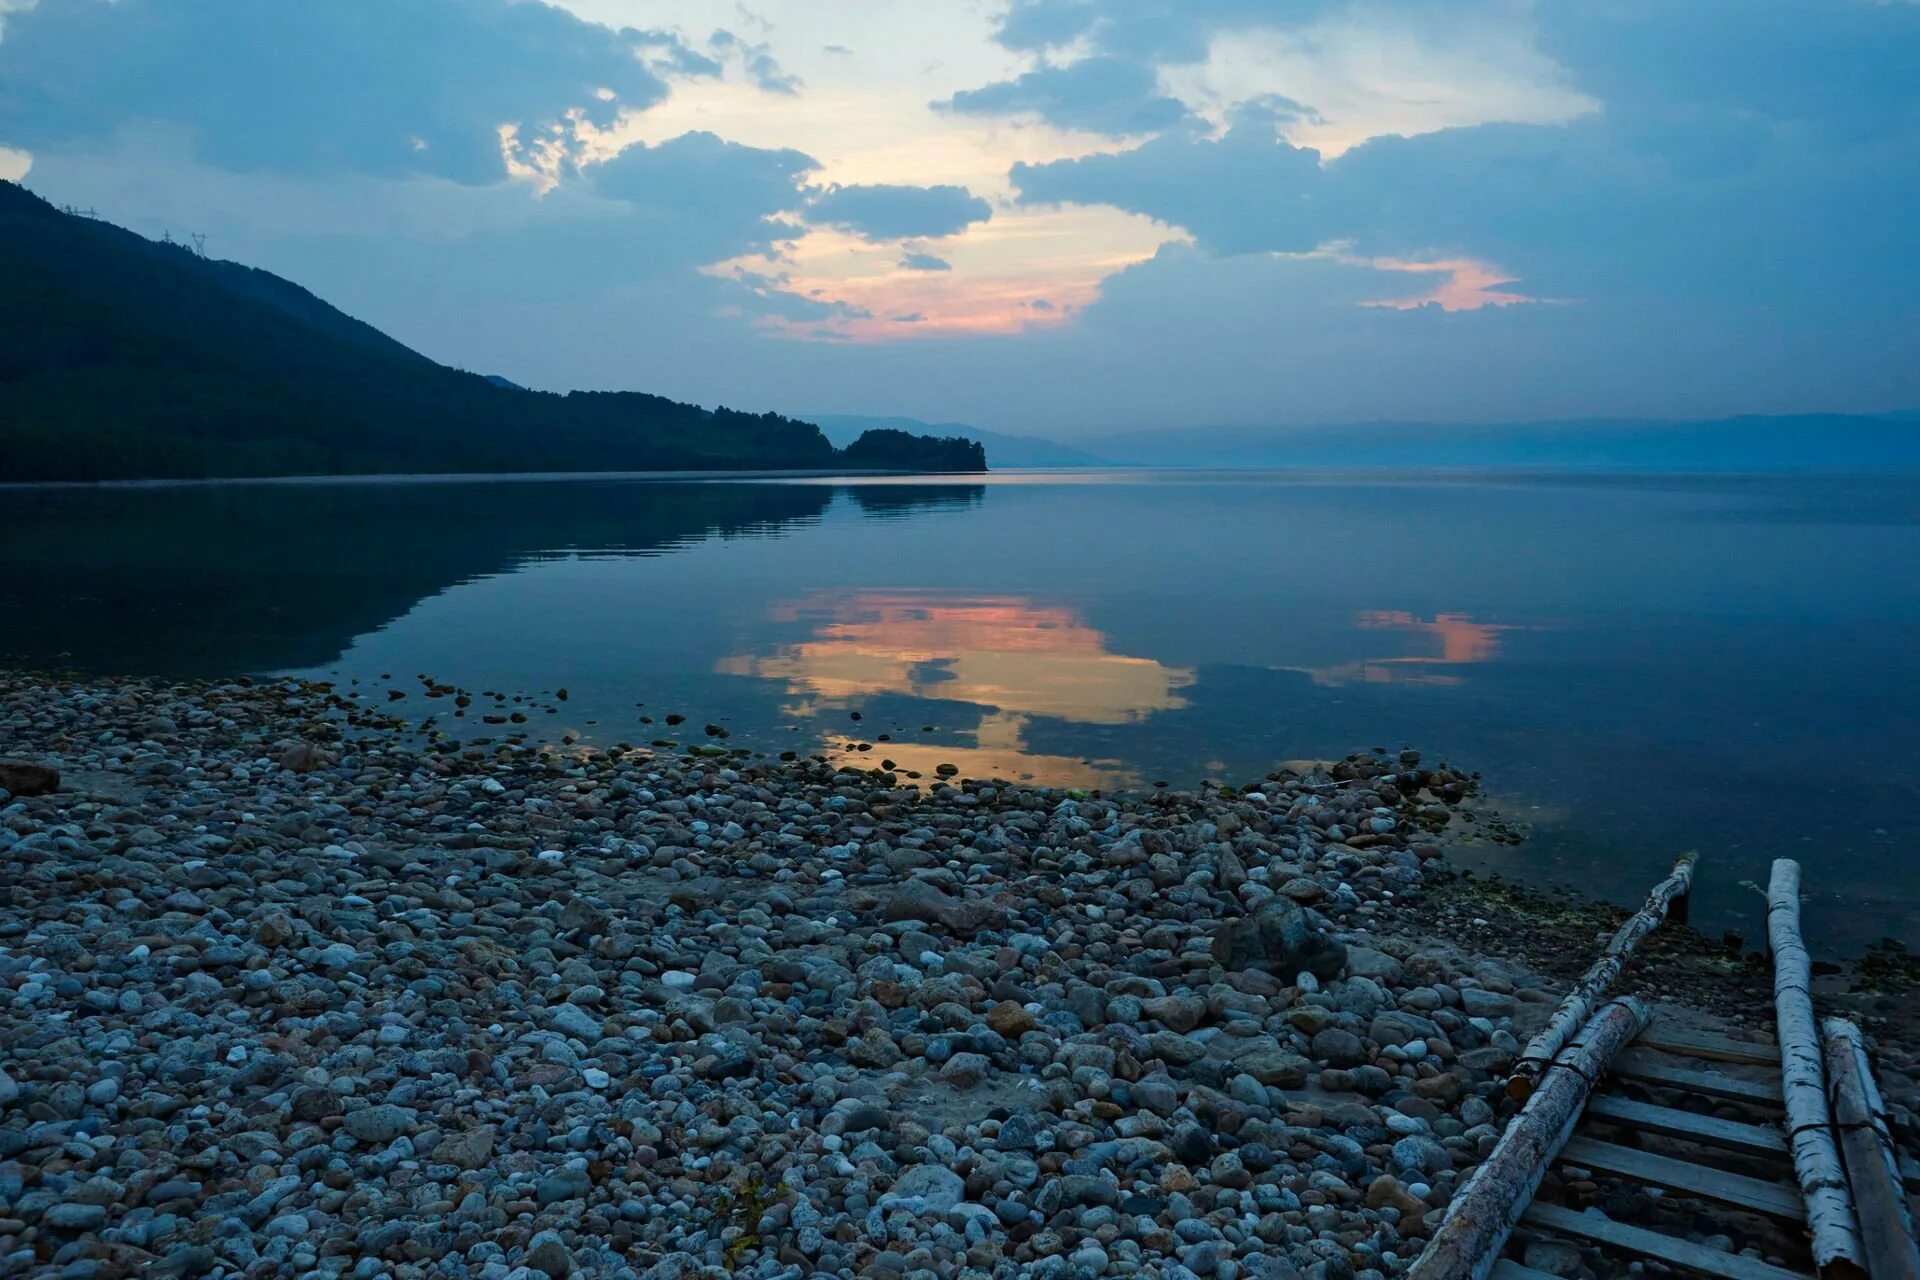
1278, 877, 1325, 903
1045, 1175, 1120, 1212
1141, 994, 1207, 1033
1460, 987, 1517, 1018
993, 1113, 1039, 1151
885, 1165, 967, 1214
45, 1202, 108, 1231
537, 1167, 592, 1206
1369, 1011, 1440, 1047
1459, 1045, 1515, 1074
0, 759, 59, 796
1391, 1135, 1453, 1176
848, 1028, 902, 1068
883, 879, 1010, 936
557, 896, 612, 939
1344, 947, 1404, 984
1311, 1028, 1369, 1068
985, 1000, 1036, 1037
1212, 897, 1348, 980
434, 1124, 496, 1169
277, 742, 328, 773
1171, 1123, 1213, 1164
254, 911, 297, 947
939, 1052, 991, 1087
526, 1229, 574, 1278
0, 673, 1501, 1280
343, 1104, 417, 1145
550, 1003, 602, 1041
1231, 1045, 1313, 1088
1522, 1238, 1584, 1277
1365, 1174, 1430, 1218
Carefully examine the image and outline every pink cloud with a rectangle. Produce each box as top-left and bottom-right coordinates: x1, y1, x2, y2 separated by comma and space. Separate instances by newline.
1360, 256, 1539, 311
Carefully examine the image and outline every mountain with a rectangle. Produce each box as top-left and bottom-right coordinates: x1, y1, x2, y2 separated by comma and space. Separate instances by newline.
1088, 415, 1920, 472
0, 182, 983, 482
810, 413, 1107, 468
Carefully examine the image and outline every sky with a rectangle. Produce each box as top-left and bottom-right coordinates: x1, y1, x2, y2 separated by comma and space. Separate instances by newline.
1, 0, 1916, 437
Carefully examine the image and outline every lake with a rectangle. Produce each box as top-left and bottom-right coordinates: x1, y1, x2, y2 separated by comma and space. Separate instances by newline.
4, 470, 1917, 955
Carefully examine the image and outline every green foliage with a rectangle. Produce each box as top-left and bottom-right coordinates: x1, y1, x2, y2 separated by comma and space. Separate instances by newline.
0, 182, 984, 480
838, 426, 985, 472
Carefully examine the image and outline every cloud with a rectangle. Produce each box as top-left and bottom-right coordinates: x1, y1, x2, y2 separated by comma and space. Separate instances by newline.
707, 27, 801, 94
899, 252, 953, 272
589, 131, 817, 264
1012, 0, 1920, 316
993, 0, 1099, 52
937, 56, 1192, 137
991, 0, 1322, 62
804, 183, 992, 241
1013, 118, 1329, 254
0, 0, 690, 183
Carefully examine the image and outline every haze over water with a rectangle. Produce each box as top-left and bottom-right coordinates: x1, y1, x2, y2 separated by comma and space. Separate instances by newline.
5, 470, 1917, 954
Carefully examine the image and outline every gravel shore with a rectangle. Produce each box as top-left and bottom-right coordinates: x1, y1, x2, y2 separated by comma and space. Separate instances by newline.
0, 672, 1909, 1280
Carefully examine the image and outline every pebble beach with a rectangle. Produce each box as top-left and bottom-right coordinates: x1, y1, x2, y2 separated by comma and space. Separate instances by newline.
1, 671, 1912, 1280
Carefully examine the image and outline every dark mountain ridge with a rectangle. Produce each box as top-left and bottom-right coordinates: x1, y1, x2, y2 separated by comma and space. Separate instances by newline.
0, 182, 983, 481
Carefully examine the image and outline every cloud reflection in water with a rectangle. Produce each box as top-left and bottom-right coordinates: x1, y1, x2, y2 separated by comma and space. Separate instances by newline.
717, 590, 1193, 785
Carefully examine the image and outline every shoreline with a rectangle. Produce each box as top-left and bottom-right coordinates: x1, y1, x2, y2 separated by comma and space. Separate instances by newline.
2, 670, 1913, 1278
10, 468, 1920, 494
0, 467, 971, 493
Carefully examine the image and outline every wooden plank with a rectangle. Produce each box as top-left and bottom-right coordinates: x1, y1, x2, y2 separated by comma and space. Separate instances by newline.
1640, 1025, 1781, 1066
1583, 1094, 1788, 1160
1557, 1136, 1806, 1222
1524, 1202, 1814, 1280
1490, 1262, 1563, 1280
1614, 1049, 1784, 1106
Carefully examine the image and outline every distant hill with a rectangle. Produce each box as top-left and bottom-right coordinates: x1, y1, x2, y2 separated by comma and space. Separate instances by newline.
1088, 415, 1920, 472
810, 413, 1106, 468
0, 182, 983, 482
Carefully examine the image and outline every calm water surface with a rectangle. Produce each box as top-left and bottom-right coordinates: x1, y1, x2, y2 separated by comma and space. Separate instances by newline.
5, 471, 1917, 953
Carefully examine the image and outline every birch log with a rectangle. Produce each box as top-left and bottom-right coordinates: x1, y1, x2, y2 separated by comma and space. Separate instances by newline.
1409, 997, 1651, 1280
1822, 1016, 1920, 1280
1768, 859, 1865, 1276
1507, 853, 1696, 1101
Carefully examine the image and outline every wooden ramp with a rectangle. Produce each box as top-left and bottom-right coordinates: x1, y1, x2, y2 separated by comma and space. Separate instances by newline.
1515, 1012, 1819, 1279
1408, 855, 1920, 1280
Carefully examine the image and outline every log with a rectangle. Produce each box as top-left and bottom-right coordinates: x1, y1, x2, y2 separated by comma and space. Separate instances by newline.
1409, 997, 1651, 1280
1508, 853, 1696, 1101
1821, 1017, 1920, 1280
1767, 859, 1865, 1277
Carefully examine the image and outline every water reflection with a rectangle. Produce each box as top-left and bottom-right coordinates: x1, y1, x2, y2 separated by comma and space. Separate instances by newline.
7, 472, 1920, 949
0, 480, 977, 675
1289, 610, 1525, 687
718, 590, 1194, 784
